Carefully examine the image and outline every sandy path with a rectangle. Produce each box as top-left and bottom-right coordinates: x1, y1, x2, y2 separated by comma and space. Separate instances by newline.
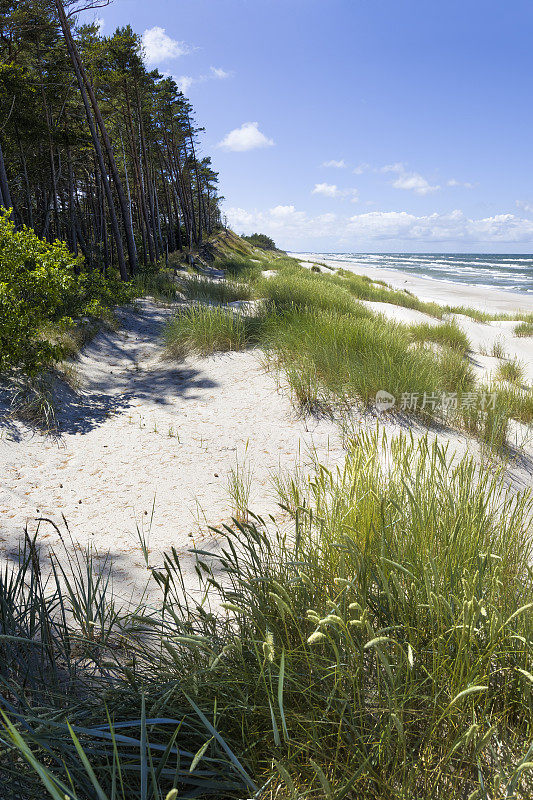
0, 298, 345, 603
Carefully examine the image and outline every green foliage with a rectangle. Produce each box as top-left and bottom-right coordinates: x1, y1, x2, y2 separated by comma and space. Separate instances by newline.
215, 254, 263, 284
496, 359, 527, 385
242, 232, 277, 250
0, 210, 131, 374
264, 308, 474, 414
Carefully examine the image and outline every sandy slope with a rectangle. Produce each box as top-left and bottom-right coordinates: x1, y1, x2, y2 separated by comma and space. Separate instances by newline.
0, 298, 343, 604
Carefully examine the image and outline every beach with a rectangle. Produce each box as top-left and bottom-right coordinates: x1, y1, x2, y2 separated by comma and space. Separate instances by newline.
292, 252, 533, 315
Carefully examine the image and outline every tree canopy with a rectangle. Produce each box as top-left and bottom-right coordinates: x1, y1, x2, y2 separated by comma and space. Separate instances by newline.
0, 0, 221, 278
242, 232, 277, 251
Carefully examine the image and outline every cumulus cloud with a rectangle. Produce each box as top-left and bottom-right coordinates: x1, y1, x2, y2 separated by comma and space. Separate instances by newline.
381, 163, 439, 195
95, 17, 104, 33
218, 122, 274, 152
313, 183, 358, 201
313, 183, 340, 197
225, 205, 533, 248
353, 162, 371, 174
322, 159, 346, 168
142, 27, 191, 65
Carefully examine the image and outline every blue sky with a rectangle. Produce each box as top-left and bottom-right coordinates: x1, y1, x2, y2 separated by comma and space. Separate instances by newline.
86, 0, 533, 252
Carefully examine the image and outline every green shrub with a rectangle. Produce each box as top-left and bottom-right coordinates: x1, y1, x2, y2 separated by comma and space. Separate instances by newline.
242, 232, 277, 250
0, 210, 131, 374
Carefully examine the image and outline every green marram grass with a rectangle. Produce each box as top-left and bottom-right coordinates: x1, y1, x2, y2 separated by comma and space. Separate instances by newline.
179, 274, 253, 303
409, 318, 471, 354
515, 320, 533, 337
2, 431, 532, 798
496, 359, 527, 385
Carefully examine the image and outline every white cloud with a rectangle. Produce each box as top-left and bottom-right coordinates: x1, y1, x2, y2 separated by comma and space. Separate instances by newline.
381, 163, 439, 195
225, 205, 533, 248
313, 183, 358, 201
142, 27, 191, 65
392, 173, 440, 195
313, 182, 340, 197
447, 179, 474, 189
381, 163, 405, 174
322, 159, 346, 168
211, 67, 232, 79
353, 162, 371, 174
176, 76, 195, 94
95, 17, 104, 33
218, 122, 274, 152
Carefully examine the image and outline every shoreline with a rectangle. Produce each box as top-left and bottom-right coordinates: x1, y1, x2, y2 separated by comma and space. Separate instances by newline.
291, 252, 533, 315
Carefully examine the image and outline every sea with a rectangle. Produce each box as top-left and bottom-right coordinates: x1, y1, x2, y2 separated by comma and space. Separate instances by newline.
302, 253, 533, 295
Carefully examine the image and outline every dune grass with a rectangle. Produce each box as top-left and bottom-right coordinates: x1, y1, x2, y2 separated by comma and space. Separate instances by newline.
263, 308, 474, 416
164, 305, 262, 357
409, 318, 471, 353
258, 268, 373, 317
165, 255, 531, 446
330, 269, 445, 318
515, 320, 533, 337
214, 255, 264, 284
3, 432, 533, 799
179, 274, 253, 303
496, 359, 527, 385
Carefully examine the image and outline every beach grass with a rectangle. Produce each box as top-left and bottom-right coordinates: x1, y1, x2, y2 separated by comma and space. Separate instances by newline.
496, 358, 527, 385
179, 274, 253, 303
164, 254, 532, 447
330, 268, 446, 317
258, 268, 373, 317
164, 305, 259, 356
515, 320, 533, 337
263, 307, 475, 414
4, 431, 533, 799
409, 318, 471, 353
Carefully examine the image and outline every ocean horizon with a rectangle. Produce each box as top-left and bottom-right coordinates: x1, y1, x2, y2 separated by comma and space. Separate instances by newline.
295, 253, 533, 294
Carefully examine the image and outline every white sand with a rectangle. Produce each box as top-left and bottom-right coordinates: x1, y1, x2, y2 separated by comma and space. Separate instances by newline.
0, 298, 343, 603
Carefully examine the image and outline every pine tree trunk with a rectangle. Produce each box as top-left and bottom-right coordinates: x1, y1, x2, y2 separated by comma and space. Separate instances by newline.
54, 0, 137, 275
